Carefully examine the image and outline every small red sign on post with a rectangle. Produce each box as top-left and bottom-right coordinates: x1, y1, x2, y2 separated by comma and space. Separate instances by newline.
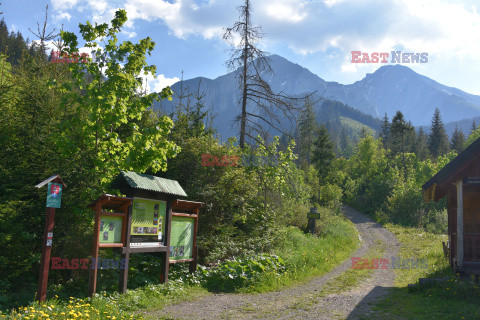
51, 185, 59, 194
35, 175, 66, 303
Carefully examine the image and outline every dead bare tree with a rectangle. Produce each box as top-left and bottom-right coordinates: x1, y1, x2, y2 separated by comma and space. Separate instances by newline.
29, 5, 58, 53
224, 0, 313, 148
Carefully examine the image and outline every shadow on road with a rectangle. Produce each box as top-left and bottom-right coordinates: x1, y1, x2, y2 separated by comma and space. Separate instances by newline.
346, 285, 394, 319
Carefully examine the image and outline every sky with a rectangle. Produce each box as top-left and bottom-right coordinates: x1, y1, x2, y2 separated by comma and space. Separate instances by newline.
3, 0, 480, 95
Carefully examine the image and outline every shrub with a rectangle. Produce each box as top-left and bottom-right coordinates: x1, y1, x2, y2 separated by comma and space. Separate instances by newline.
200, 254, 286, 292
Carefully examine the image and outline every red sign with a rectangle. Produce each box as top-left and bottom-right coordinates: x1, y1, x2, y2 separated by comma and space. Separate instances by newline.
51, 184, 60, 195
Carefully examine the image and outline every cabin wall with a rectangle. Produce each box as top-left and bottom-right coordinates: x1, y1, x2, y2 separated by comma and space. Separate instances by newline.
447, 186, 457, 268
462, 185, 480, 263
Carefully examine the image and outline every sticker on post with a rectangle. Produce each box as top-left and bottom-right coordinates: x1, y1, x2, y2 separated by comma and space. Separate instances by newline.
46, 182, 63, 208
46, 239, 52, 246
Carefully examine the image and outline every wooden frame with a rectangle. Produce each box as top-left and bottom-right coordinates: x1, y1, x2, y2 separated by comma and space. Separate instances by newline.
170, 199, 202, 272
86, 171, 204, 294
88, 194, 132, 296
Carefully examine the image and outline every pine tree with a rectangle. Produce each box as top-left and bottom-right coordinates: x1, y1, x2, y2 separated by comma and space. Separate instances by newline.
380, 113, 390, 148
428, 108, 450, 158
297, 97, 317, 166
340, 127, 352, 158
451, 127, 466, 154
413, 127, 429, 160
389, 111, 414, 156
471, 120, 477, 135
311, 124, 335, 184
359, 126, 369, 140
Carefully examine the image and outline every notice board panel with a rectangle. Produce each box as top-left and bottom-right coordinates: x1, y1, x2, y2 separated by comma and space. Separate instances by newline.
99, 216, 123, 244
131, 198, 166, 240
169, 216, 194, 261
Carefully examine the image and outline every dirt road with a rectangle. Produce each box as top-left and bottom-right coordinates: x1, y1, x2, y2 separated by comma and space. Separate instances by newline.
148, 205, 400, 319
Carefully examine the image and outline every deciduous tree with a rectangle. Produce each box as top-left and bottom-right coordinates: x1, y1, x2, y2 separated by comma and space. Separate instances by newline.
60, 10, 177, 186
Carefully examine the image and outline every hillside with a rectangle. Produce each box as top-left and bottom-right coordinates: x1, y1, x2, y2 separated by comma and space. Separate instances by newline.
156, 55, 480, 140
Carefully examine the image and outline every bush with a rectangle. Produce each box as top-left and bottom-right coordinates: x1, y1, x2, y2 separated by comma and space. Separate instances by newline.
317, 183, 343, 210
200, 254, 286, 292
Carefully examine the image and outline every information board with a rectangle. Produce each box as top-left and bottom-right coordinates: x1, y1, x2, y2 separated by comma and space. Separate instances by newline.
99, 216, 123, 243
169, 216, 194, 261
46, 182, 63, 208
131, 198, 165, 240
307, 207, 320, 219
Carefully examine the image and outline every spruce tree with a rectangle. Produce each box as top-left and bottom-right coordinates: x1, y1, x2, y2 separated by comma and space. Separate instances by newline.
340, 127, 352, 158
359, 126, 368, 140
312, 124, 335, 184
380, 113, 390, 148
471, 120, 477, 135
428, 108, 450, 158
413, 127, 430, 160
389, 111, 414, 156
451, 127, 466, 154
297, 97, 317, 166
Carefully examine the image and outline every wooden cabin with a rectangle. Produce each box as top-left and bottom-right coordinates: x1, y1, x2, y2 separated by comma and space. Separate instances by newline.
423, 138, 480, 274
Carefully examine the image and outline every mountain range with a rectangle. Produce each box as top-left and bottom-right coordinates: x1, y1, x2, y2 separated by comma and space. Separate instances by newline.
157, 54, 480, 139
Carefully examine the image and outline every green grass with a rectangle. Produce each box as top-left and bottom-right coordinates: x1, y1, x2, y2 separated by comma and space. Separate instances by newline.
339, 117, 376, 136
385, 224, 451, 287
319, 246, 384, 298
371, 224, 480, 319
0, 282, 208, 320
245, 211, 360, 292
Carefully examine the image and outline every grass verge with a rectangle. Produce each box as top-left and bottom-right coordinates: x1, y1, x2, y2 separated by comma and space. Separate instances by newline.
371, 224, 480, 319
242, 210, 360, 292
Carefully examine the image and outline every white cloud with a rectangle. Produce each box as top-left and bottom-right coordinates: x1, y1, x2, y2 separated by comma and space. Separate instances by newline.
264, 1, 307, 23
140, 73, 180, 93
122, 30, 137, 38
49, 0, 480, 57
87, 0, 108, 13
123, 0, 233, 39
54, 12, 72, 22
152, 74, 180, 91
51, 0, 79, 11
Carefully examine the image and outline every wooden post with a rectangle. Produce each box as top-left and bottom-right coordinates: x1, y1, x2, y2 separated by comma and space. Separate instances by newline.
457, 179, 464, 268
119, 205, 132, 293
189, 206, 199, 273
88, 203, 101, 296
35, 174, 66, 303
36, 207, 55, 303
161, 198, 173, 283
308, 218, 315, 234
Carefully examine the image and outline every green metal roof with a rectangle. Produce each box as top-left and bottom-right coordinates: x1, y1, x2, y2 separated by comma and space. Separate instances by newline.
117, 171, 187, 197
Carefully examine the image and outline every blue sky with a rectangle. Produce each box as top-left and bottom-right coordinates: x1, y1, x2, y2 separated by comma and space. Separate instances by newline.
3, 0, 480, 95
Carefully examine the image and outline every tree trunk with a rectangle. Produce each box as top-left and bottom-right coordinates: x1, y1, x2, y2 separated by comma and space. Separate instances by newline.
239, 0, 249, 149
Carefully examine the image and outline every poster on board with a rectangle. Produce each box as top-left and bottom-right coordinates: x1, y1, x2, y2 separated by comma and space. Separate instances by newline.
169, 216, 194, 260
99, 216, 123, 244
131, 198, 165, 240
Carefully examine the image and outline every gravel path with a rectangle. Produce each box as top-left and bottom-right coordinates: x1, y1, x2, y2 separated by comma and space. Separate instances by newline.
147, 205, 400, 320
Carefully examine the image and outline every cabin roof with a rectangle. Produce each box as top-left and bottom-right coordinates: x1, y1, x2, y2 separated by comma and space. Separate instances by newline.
112, 171, 187, 197
423, 137, 480, 202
